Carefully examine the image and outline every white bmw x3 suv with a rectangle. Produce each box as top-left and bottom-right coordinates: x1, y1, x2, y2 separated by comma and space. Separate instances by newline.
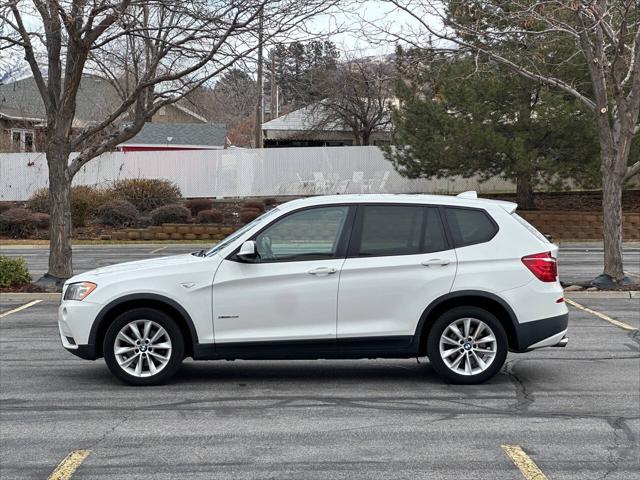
59, 193, 568, 385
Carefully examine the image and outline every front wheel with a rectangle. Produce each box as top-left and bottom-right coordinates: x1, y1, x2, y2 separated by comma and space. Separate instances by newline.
103, 308, 184, 386
427, 306, 508, 384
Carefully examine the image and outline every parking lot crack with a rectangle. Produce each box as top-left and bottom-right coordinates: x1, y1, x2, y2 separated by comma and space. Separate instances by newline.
503, 360, 534, 414
89, 414, 130, 450
603, 417, 639, 479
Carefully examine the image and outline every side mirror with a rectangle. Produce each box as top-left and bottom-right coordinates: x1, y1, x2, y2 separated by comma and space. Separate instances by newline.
237, 240, 257, 261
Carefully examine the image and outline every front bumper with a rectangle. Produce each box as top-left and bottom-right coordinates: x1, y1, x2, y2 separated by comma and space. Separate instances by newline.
58, 300, 102, 360
511, 313, 569, 352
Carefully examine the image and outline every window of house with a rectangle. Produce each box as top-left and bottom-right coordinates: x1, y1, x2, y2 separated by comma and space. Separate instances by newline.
10, 129, 36, 152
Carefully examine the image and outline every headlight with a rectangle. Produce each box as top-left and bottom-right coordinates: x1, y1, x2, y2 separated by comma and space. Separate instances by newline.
63, 282, 97, 301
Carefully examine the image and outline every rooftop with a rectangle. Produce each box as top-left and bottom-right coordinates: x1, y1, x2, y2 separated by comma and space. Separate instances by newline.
120, 122, 226, 148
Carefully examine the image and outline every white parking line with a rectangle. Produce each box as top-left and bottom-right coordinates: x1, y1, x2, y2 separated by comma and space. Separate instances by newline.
624, 270, 640, 278
150, 246, 167, 254
565, 299, 637, 331
0, 300, 41, 318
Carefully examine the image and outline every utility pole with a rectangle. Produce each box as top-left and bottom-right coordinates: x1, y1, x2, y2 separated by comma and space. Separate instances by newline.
270, 49, 277, 120
254, 8, 264, 149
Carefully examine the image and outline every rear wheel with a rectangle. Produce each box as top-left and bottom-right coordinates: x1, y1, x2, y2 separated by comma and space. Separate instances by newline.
427, 306, 507, 384
103, 308, 184, 386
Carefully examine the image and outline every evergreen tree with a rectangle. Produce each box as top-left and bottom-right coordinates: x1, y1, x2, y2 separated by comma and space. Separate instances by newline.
386, 48, 601, 209
269, 40, 340, 108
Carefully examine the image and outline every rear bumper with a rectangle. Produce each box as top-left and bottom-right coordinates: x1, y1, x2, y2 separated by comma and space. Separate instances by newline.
511, 313, 569, 352
64, 344, 99, 360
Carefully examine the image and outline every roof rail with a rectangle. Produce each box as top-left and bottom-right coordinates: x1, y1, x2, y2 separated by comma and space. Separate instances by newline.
456, 190, 478, 199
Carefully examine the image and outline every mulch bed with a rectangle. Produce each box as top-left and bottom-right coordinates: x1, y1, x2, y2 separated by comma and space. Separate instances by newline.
0, 283, 46, 293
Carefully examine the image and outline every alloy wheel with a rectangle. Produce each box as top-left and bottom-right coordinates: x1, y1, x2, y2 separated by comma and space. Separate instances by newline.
113, 319, 172, 377
438, 317, 497, 376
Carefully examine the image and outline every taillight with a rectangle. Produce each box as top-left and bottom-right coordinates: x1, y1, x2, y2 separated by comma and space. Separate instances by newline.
522, 252, 558, 282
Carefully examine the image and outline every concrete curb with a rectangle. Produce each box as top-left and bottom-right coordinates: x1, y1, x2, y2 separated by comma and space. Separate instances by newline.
565, 291, 639, 299
0, 293, 61, 301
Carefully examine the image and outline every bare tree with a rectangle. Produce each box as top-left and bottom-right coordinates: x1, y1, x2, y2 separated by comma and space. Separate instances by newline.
310, 57, 393, 145
367, 0, 640, 284
0, 0, 338, 287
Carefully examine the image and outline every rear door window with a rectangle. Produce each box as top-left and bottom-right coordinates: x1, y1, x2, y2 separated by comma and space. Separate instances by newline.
444, 207, 498, 247
354, 205, 448, 256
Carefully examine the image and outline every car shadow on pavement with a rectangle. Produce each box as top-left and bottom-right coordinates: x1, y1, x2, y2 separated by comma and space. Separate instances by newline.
169, 360, 513, 388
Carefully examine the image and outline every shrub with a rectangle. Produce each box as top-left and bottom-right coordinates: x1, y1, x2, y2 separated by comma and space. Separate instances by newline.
138, 216, 153, 228
186, 198, 214, 216
150, 204, 191, 225
0, 202, 13, 214
0, 256, 31, 287
242, 200, 265, 212
239, 208, 262, 223
109, 179, 181, 212
97, 200, 140, 227
31, 212, 50, 229
27, 188, 49, 213
28, 185, 109, 226
196, 208, 224, 224
0, 208, 37, 238
263, 197, 277, 207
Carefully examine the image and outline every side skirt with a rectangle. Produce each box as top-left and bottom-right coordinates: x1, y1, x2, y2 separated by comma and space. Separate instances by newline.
192, 336, 417, 361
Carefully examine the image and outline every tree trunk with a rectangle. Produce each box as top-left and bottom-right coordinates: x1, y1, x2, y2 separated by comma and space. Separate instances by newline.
515, 173, 535, 210
46, 148, 73, 280
601, 161, 625, 282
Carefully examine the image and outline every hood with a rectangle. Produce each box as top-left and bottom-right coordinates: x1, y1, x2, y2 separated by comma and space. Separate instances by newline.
67, 254, 212, 283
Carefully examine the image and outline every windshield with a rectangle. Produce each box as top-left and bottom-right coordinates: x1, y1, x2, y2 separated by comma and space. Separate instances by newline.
205, 208, 280, 256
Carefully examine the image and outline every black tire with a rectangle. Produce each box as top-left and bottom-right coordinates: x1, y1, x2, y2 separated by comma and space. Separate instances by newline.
103, 308, 184, 386
427, 306, 508, 384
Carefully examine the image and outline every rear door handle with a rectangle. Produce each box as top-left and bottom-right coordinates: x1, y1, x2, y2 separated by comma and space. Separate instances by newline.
308, 267, 337, 276
421, 258, 451, 266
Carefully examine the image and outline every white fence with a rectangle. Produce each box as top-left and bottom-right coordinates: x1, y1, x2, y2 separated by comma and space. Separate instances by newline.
0, 146, 517, 201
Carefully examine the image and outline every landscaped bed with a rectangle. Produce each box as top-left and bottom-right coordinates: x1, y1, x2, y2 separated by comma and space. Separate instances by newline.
1, 189, 638, 242
0, 179, 277, 242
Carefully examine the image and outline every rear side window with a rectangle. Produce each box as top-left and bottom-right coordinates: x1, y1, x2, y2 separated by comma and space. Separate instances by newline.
355, 205, 448, 256
445, 207, 498, 247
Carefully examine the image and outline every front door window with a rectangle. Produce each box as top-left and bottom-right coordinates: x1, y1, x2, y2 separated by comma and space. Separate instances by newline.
254, 206, 350, 261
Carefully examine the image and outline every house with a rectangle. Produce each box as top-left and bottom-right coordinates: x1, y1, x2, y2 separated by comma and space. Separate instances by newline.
118, 122, 227, 152
0, 75, 207, 152
261, 103, 392, 148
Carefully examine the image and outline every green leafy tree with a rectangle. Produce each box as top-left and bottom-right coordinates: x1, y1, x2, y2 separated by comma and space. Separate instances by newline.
387, 48, 600, 209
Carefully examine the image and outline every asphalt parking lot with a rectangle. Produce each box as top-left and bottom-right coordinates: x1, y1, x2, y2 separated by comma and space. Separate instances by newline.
0, 295, 639, 479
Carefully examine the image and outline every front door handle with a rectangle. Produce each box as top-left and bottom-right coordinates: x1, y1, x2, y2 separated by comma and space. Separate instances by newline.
308, 267, 338, 276
421, 258, 451, 266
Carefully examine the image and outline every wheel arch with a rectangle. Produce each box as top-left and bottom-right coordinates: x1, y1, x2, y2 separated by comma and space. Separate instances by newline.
413, 290, 519, 355
89, 294, 198, 359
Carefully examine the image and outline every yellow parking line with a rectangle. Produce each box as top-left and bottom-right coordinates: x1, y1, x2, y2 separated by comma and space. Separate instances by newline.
0, 299, 41, 318
48, 450, 91, 480
502, 445, 548, 480
565, 298, 637, 331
